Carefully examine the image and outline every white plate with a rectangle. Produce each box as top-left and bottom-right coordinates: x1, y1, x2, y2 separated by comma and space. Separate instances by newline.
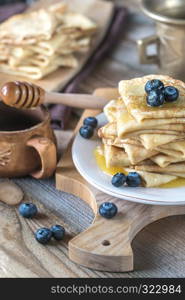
72, 113, 185, 205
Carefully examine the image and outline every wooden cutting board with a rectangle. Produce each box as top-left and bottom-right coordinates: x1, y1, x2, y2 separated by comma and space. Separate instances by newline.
0, 0, 114, 92
0, 88, 185, 276
56, 87, 185, 272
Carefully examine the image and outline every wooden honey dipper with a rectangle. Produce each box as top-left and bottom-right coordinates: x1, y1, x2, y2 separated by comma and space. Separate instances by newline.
0, 81, 116, 110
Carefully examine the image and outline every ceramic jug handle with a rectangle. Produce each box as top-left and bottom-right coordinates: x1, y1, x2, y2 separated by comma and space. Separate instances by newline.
26, 136, 57, 179
137, 35, 159, 64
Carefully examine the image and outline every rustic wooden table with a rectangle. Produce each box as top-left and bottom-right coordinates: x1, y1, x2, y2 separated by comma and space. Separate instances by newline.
0, 0, 185, 278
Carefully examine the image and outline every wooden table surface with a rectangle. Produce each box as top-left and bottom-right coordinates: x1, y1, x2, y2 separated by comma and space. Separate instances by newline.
1, 0, 185, 278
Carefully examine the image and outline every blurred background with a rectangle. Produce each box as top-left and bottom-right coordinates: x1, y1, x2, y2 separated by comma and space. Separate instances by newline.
1, 0, 32, 3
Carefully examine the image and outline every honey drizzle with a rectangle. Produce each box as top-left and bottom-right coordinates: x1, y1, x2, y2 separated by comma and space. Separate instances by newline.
94, 146, 185, 188
94, 146, 126, 176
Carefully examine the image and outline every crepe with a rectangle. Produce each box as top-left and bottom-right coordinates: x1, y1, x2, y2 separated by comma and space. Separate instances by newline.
125, 168, 177, 187
104, 144, 130, 168
98, 122, 185, 143
29, 34, 91, 56
98, 74, 185, 187
151, 154, 185, 168
115, 98, 185, 135
0, 54, 77, 80
55, 12, 97, 34
159, 140, 185, 156
135, 162, 185, 174
0, 9, 59, 44
139, 134, 182, 150
119, 74, 185, 122
102, 137, 141, 148
103, 99, 118, 122
122, 143, 157, 164
102, 139, 157, 165
0, 2, 97, 79
0, 3, 96, 44
98, 122, 117, 139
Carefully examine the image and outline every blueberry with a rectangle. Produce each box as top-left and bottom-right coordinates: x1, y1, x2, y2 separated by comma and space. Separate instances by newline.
111, 172, 126, 187
147, 89, 165, 107
79, 125, 94, 139
99, 202, 118, 219
83, 116, 98, 128
164, 86, 179, 102
35, 228, 52, 244
18, 203, 38, 218
145, 79, 164, 94
51, 225, 65, 241
126, 172, 141, 187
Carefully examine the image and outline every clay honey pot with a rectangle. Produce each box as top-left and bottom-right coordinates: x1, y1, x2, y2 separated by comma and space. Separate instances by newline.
0, 101, 57, 178
0, 79, 114, 179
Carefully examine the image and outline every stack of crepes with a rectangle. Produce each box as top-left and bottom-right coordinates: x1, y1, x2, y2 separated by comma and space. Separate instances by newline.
98, 75, 185, 187
0, 2, 97, 80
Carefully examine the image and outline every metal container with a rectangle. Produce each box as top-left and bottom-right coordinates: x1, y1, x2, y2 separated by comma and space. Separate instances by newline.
138, 0, 185, 80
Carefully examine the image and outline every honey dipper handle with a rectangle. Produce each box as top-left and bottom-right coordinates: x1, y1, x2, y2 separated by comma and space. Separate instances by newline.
45, 91, 109, 109
0, 81, 116, 109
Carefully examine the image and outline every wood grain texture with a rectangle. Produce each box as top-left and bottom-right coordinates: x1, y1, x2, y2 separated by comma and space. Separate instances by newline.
0, 0, 185, 278
56, 88, 185, 272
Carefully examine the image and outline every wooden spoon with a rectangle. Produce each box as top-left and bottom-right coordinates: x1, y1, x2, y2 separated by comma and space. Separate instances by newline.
0, 81, 118, 110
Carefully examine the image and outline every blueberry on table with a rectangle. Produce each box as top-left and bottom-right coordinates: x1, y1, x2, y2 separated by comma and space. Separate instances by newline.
51, 225, 65, 241
35, 228, 52, 244
126, 172, 141, 187
79, 125, 94, 139
164, 86, 179, 102
145, 79, 164, 94
18, 203, 38, 218
99, 202, 118, 219
111, 172, 126, 187
83, 116, 98, 128
147, 89, 165, 107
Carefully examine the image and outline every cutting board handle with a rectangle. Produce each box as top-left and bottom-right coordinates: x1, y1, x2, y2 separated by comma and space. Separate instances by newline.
56, 87, 185, 272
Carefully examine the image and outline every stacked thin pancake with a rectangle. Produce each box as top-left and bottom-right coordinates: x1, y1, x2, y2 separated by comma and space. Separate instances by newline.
0, 2, 97, 80
98, 75, 185, 187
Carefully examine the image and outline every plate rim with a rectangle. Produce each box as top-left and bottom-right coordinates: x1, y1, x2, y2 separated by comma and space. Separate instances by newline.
72, 113, 185, 206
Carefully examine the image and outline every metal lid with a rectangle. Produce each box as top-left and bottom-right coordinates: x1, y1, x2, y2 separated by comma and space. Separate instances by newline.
140, 0, 185, 25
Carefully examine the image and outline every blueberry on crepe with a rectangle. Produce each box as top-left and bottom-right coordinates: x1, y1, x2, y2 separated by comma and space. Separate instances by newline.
164, 86, 179, 102
126, 172, 141, 187
145, 79, 164, 94
147, 89, 165, 107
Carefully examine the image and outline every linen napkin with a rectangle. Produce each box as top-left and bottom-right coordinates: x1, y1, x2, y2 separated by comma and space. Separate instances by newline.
0, 2, 27, 22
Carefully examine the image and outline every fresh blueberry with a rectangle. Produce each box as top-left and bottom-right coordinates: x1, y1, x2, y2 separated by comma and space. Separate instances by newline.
145, 79, 164, 94
35, 228, 52, 244
18, 203, 38, 218
99, 202, 118, 219
83, 116, 98, 128
126, 172, 141, 187
147, 89, 165, 107
51, 225, 65, 241
164, 86, 179, 102
111, 172, 126, 187
79, 125, 94, 139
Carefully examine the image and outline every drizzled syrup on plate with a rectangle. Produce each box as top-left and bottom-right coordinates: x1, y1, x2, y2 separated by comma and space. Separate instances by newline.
94, 146, 185, 188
